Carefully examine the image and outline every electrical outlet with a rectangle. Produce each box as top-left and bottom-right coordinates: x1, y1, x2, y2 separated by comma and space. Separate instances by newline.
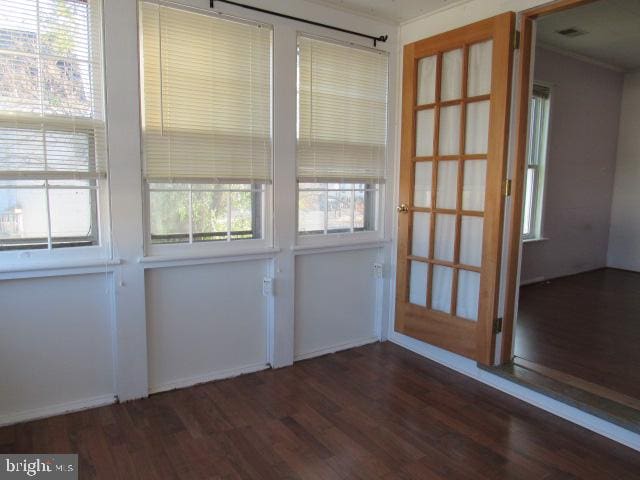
373, 263, 384, 279
262, 277, 274, 296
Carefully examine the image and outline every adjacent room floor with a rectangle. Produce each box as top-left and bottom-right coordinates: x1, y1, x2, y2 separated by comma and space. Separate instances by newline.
515, 268, 640, 400
1, 342, 639, 479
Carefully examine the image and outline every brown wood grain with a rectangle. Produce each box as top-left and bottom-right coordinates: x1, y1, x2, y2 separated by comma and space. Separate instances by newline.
1, 342, 639, 479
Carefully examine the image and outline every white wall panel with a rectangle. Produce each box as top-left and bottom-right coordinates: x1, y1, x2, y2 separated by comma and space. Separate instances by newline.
145, 261, 268, 392
295, 248, 379, 359
0, 274, 115, 422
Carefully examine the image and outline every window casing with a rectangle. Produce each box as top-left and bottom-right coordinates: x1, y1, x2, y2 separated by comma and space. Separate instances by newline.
0, 0, 108, 257
522, 84, 550, 240
296, 35, 388, 239
139, 2, 273, 254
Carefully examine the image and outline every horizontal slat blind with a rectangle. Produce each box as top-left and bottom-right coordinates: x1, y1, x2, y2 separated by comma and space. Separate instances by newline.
297, 36, 388, 183
140, 2, 272, 184
0, 0, 106, 180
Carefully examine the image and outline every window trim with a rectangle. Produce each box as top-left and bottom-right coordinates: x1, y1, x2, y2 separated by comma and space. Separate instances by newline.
522, 81, 551, 242
0, 0, 111, 266
294, 32, 389, 244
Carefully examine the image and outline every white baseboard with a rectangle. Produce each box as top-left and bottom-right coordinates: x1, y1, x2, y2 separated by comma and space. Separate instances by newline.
389, 332, 640, 452
0, 394, 116, 428
149, 362, 269, 394
294, 335, 379, 362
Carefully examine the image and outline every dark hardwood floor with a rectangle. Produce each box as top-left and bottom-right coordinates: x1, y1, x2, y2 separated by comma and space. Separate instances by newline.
1, 342, 639, 479
515, 268, 640, 400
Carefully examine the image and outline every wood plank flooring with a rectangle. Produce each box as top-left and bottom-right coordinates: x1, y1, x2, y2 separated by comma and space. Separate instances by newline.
1, 342, 639, 479
515, 268, 640, 400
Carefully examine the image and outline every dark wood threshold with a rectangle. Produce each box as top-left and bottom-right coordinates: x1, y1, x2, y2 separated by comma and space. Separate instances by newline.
480, 359, 640, 434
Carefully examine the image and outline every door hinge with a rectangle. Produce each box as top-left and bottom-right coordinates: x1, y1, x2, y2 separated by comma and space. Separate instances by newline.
514, 30, 521, 50
493, 317, 503, 334
504, 178, 512, 197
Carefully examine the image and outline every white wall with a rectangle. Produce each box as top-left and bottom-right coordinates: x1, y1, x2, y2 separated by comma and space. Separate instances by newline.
608, 72, 640, 272
0, 0, 398, 425
295, 248, 381, 360
520, 47, 623, 283
0, 273, 115, 424
146, 261, 269, 392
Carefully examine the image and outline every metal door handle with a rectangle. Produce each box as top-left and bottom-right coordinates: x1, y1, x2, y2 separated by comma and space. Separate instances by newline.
396, 203, 409, 213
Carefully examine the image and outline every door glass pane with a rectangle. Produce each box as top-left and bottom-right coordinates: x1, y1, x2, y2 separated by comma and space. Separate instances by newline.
468, 40, 493, 97
417, 55, 436, 105
460, 216, 483, 267
416, 109, 435, 157
441, 48, 463, 101
414, 161, 432, 207
457, 270, 480, 320
409, 261, 428, 306
462, 159, 486, 211
439, 105, 461, 156
432, 265, 453, 313
436, 160, 458, 209
411, 212, 430, 258
434, 213, 455, 262
465, 100, 490, 154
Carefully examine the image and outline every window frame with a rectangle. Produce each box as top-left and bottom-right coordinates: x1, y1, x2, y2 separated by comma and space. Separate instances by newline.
0, 0, 111, 266
142, 181, 273, 257
294, 32, 389, 246
138, 3, 275, 258
522, 82, 551, 242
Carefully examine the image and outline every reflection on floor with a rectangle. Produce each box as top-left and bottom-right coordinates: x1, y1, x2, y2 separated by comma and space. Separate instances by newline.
515, 268, 640, 400
2, 342, 640, 478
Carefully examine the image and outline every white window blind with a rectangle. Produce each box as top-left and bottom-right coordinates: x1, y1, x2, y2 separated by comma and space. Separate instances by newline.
297, 35, 388, 184
0, 0, 106, 181
140, 2, 272, 184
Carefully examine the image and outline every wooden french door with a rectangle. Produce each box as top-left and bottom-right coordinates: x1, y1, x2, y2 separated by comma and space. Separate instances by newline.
396, 13, 515, 365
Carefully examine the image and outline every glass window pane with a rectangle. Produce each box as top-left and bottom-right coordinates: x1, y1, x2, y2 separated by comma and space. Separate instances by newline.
465, 101, 490, 155
457, 270, 480, 320
354, 190, 365, 230
150, 189, 189, 244
49, 188, 94, 243
467, 40, 493, 97
411, 212, 430, 258
416, 109, 434, 157
439, 105, 461, 156
409, 260, 428, 307
441, 48, 463, 101
0, 187, 48, 249
417, 55, 436, 105
434, 214, 455, 262
230, 191, 254, 239
460, 216, 483, 268
328, 189, 353, 232
414, 161, 432, 208
192, 190, 228, 242
462, 160, 486, 211
432, 265, 453, 313
299, 191, 326, 234
523, 167, 535, 237
436, 160, 458, 209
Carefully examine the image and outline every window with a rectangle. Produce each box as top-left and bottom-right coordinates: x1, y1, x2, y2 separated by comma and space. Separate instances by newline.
522, 84, 550, 240
0, 0, 106, 251
139, 3, 272, 249
297, 35, 388, 236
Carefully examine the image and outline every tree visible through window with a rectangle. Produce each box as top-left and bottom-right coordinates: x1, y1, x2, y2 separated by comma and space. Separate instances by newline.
0, 0, 105, 251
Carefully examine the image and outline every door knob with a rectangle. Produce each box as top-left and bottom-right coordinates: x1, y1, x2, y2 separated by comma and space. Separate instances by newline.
396, 203, 409, 213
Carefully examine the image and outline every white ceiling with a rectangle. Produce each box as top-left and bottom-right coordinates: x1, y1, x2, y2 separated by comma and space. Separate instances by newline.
537, 0, 640, 72
305, 0, 461, 24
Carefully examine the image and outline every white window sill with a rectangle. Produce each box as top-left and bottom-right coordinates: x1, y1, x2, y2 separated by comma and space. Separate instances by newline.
292, 238, 389, 255
139, 246, 281, 268
0, 258, 121, 280
523, 236, 549, 244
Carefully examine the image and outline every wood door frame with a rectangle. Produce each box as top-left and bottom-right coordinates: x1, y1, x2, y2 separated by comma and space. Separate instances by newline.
499, 0, 600, 364
396, 13, 515, 365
